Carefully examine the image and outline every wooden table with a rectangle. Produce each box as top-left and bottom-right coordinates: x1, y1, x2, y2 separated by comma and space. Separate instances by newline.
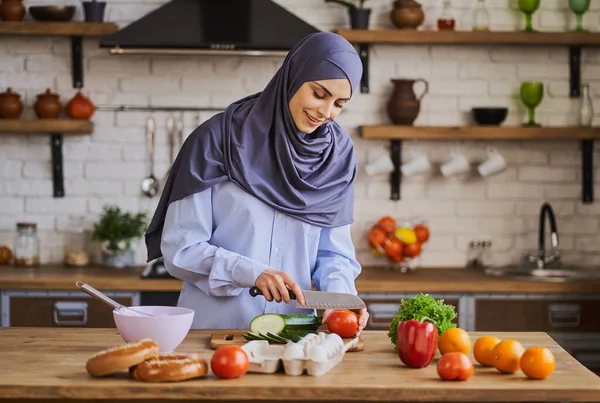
0, 328, 599, 402
2, 265, 600, 293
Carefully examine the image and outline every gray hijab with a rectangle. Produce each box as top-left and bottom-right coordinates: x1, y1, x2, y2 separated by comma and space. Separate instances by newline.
145, 32, 363, 261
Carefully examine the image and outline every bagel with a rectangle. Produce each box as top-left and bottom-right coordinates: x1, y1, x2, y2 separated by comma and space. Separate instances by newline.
132, 353, 208, 382
86, 339, 160, 377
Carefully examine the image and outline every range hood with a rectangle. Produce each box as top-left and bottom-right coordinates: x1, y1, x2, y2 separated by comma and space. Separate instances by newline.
99, 0, 320, 56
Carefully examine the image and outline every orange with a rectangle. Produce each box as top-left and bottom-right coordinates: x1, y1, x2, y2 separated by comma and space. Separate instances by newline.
438, 328, 472, 355
520, 346, 556, 379
473, 335, 501, 367
492, 339, 525, 374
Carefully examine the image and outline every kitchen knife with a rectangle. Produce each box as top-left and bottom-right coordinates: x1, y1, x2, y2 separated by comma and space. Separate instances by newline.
249, 287, 366, 310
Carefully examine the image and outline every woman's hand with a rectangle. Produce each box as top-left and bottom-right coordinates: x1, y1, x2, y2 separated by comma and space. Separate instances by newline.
322, 308, 370, 335
255, 268, 305, 305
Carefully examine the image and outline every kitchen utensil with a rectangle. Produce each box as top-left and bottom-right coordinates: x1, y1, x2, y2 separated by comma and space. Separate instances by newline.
249, 287, 366, 310
387, 78, 428, 125
520, 82, 544, 126
75, 281, 153, 317
569, 0, 591, 31
141, 115, 160, 198
471, 107, 508, 125
518, 0, 540, 31
113, 305, 195, 353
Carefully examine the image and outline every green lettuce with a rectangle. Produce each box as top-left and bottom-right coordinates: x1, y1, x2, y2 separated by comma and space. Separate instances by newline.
388, 293, 457, 347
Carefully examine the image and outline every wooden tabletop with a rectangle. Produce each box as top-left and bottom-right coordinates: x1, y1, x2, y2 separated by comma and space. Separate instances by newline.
0, 328, 598, 402
0, 264, 600, 294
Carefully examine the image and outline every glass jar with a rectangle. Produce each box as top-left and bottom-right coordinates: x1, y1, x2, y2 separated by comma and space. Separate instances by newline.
14, 222, 40, 267
64, 216, 89, 267
437, 0, 456, 30
472, 0, 490, 31
579, 83, 594, 126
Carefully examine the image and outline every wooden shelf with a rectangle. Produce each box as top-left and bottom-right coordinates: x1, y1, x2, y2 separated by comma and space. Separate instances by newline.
337, 30, 600, 46
0, 119, 93, 134
337, 30, 600, 96
0, 21, 118, 37
360, 126, 600, 140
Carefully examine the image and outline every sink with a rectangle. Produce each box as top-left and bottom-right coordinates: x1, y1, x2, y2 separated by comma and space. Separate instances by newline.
484, 266, 600, 282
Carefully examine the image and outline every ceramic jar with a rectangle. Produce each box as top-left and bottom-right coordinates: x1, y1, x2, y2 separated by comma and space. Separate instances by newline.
34, 88, 62, 119
0, 88, 23, 119
0, 0, 25, 21
387, 78, 429, 125
66, 91, 96, 119
390, 0, 425, 30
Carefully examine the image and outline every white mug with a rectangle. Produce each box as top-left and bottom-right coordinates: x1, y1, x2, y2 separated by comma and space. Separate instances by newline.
365, 146, 395, 176
401, 151, 431, 176
440, 152, 470, 177
478, 148, 506, 177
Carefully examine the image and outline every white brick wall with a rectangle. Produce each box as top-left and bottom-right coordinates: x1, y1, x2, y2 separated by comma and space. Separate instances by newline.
1, 0, 600, 268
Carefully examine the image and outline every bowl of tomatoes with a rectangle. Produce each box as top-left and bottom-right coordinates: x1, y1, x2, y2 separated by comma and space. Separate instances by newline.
366, 215, 430, 273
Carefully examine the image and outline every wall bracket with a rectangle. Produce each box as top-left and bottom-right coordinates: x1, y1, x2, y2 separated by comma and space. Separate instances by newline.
358, 44, 369, 93
581, 139, 594, 203
71, 36, 83, 89
50, 134, 64, 198
390, 139, 402, 200
569, 46, 582, 98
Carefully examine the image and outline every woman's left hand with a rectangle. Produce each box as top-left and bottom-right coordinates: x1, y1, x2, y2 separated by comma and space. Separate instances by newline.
322, 308, 369, 335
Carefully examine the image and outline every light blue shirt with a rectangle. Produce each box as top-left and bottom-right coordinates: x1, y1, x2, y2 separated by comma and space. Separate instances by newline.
160, 180, 362, 330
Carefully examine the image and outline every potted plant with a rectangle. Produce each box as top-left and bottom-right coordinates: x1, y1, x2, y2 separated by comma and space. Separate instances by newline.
91, 205, 148, 268
325, 0, 371, 29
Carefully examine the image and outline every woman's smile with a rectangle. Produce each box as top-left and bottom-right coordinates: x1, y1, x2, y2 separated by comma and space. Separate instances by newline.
305, 110, 325, 127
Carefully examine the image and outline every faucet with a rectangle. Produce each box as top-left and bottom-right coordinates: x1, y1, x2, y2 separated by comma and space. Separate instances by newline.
524, 202, 560, 269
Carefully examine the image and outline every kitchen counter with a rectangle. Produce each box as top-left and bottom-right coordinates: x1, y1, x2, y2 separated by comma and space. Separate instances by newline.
1, 264, 600, 293
0, 328, 598, 402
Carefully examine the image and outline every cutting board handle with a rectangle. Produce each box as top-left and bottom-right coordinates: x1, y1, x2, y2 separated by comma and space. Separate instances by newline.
249, 286, 297, 300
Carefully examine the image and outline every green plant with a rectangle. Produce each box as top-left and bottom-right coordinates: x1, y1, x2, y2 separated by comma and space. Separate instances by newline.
324, 0, 368, 9
91, 205, 149, 253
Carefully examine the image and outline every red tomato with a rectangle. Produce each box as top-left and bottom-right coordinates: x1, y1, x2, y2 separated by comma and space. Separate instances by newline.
383, 235, 403, 261
437, 352, 474, 381
404, 242, 422, 257
413, 224, 430, 243
327, 310, 359, 338
377, 216, 396, 234
210, 345, 249, 379
367, 226, 388, 251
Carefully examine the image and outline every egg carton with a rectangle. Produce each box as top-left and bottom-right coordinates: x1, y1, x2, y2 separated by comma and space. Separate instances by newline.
281, 332, 356, 377
241, 340, 285, 374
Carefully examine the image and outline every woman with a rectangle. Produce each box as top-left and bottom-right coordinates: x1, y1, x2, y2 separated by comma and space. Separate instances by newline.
145, 32, 369, 332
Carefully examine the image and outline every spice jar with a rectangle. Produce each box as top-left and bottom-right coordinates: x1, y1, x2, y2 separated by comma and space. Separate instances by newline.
64, 216, 89, 267
34, 88, 62, 119
14, 222, 40, 267
0, 87, 24, 119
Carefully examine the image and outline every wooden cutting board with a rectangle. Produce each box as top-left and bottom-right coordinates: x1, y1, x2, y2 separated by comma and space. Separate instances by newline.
210, 330, 364, 352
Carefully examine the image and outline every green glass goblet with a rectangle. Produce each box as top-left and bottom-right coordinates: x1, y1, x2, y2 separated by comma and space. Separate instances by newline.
518, 0, 540, 32
569, 0, 591, 32
520, 82, 544, 127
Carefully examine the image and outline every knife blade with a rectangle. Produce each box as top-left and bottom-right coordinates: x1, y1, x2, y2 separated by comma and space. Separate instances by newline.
249, 286, 366, 310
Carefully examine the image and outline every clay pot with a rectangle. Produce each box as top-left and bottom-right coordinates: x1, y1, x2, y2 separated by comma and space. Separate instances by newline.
0, 88, 23, 119
0, 0, 25, 21
66, 91, 96, 119
387, 78, 429, 125
390, 0, 425, 30
34, 88, 62, 119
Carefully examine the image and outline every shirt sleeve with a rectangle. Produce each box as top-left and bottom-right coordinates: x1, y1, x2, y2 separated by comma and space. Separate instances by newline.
312, 223, 362, 295
160, 191, 269, 297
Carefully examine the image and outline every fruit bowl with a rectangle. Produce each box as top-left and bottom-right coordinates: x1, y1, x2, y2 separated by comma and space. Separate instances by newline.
366, 216, 430, 273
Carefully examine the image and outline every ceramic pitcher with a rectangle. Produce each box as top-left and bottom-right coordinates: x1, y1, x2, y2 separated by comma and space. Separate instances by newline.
387, 78, 429, 125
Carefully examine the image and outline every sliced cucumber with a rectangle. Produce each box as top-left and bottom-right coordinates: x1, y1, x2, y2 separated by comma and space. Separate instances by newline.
250, 314, 286, 335
249, 313, 321, 336
267, 332, 291, 343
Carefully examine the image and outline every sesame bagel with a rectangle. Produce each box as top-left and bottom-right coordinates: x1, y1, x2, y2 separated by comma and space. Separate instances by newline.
86, 339, 160, 377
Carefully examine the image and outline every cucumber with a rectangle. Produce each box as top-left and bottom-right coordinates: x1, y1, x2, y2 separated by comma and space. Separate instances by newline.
266, 332, 291, 343
249, 314, 321, 335
242, 332, 263, 341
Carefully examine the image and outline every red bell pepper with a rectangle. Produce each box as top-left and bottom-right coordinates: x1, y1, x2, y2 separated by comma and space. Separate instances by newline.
397, 316, 439, 368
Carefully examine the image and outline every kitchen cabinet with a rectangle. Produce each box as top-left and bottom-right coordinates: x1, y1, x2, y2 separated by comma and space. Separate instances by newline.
0, 290, 139, 328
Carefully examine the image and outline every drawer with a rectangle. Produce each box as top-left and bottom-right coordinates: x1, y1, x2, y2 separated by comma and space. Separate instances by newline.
475, 299, 600, 332
2, 291, 139, 328
362, 297, 460, 330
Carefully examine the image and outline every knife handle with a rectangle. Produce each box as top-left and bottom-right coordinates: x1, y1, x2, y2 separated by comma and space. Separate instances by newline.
249, 286, 297, 300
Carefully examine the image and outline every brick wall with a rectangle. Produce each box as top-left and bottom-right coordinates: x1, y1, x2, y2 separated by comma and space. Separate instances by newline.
1, 0, 599, 269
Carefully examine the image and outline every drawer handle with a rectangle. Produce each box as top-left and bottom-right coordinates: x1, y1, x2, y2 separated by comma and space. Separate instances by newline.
548, 303, 580, 328
53, 301, 88, 326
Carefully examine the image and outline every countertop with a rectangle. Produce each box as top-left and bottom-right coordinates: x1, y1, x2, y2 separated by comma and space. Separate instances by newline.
0, 328, 598, 402
0, 264, 600, 294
